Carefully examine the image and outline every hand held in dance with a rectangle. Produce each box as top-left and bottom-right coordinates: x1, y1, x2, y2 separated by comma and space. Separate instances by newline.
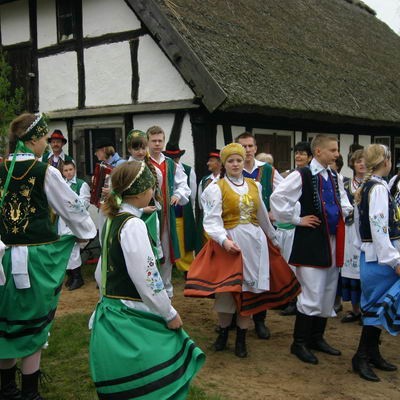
170, 195, 180, 206
299, 214, 321, 228
223, 238, 241, 253
395, 265, 400, 276
168, 313, 183, 330
143, 205, 157, 214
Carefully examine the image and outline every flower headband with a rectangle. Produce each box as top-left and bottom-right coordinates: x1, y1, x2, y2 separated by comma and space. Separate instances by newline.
23, 113, 49, 142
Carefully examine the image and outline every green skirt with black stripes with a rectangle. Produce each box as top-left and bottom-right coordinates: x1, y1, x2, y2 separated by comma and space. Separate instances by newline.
89, 297, 205, 400
0, 235, 75, 358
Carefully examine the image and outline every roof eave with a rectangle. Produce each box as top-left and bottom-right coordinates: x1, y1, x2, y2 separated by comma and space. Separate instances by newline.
127, 0, 227, 113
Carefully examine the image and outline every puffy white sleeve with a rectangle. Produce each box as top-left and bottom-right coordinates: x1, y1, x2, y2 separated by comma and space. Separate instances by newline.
45, 166, 96, 240
255, 182, 279, 246
79, 181, 91, 209
120, 218, 177, 321
173, 163, 191, 206
201, 183, 227, 246
189, 167, 197, 211
272, 168, 284, 190
338, 174, 353, 218
368, 185, 400, 268
270, 171, 303, 225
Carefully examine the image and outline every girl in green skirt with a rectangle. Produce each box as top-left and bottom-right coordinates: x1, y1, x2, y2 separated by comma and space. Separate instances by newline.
0, 113, 96, 400
90, 161, 204, 400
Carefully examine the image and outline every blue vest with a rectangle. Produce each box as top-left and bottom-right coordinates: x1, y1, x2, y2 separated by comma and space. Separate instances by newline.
359, 180, 400, 242
322, 173, 340, 234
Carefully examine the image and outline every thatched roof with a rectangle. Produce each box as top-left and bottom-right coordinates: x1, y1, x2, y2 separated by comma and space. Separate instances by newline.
133, 0, 400, 130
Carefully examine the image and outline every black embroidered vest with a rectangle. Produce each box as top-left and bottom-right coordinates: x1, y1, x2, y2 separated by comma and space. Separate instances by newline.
0, 160, 58, 245
289, 167, 342, 268
359, 180, 400, 242
102, 212, 142, 301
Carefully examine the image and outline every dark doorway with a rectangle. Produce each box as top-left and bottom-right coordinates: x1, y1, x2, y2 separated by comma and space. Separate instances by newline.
255, 134, 292, 172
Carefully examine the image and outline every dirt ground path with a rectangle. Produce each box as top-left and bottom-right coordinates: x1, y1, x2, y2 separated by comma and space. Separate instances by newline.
58, 274, 400, 400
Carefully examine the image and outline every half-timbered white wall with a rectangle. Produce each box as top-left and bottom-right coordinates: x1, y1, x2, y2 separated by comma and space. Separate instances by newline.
83, 0, 141, 37
39, 52, 78, 111
179, 113, 195, 169
138, 35, 194, 103
339, 133, 354, 178
132, 113, 175, 143
0, 0, 30, 45
85, 42, 132, 107
358, 135, 371, 148
37, 0, 57, 48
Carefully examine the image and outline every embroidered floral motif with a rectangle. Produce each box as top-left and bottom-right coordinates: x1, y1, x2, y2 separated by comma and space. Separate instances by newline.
203, 198, 216, 213
344, 254, 360, 270
65, 198, 86, 214
239, 193, 254, 223
145, 257, 164, 294
370, 213, 388, 235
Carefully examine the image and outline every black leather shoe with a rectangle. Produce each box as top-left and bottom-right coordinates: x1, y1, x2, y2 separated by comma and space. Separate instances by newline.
254, 320, 271, 340
369, 356, 398, 371
280, 302, 297, 316
0, 383, 22, 400
235, 328, 248, 358
214, 327, 229, 351
308, 339, 341, 356
341, 311, 361, 323
290, 343, 318, 364
352, 354, 380, 382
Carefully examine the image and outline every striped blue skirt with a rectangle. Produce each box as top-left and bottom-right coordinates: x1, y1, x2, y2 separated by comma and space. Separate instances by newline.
360, 252, 400, 335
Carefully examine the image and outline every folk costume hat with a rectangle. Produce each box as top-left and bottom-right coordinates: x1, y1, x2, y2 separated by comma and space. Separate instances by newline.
127, 129, 147, 149
48, 129, 67, 144
208, 149, 221, 159
162, 143, 185, 159
220, 143, 245, 165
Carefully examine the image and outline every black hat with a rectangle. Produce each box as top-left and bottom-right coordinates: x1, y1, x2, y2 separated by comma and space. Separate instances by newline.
162, 143, 185, 158
48, 129, 67, 144
207, 149, 221, 159
95, 138, 115, 149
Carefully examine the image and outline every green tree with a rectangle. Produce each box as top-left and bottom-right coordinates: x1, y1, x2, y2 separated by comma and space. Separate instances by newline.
0, 49, 24, 156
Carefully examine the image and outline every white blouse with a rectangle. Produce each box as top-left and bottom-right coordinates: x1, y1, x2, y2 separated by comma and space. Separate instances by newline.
360, 176, 400, 269
95, 203, 177, 322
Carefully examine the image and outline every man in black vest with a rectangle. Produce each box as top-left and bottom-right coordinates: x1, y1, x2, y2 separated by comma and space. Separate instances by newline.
270, 134, 353, 365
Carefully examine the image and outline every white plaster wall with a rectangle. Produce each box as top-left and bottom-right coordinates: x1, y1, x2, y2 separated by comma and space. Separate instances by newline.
38, 52, 79, 111
179, 113, 194, 169
83, 0, 141, 37
37, 0, 57, 48
138, 35, 194, 103
216, 125, 225, 149
295, 131, 303, 144
339, 133, 354, 179
358, 135, 371, 148
132, 113, 175, 143
231, 126, 246, 139
0, 0, 30, 45
85, 42, 132, 107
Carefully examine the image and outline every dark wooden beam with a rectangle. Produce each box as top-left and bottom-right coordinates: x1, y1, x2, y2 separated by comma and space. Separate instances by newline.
130, 38, 139, 103
76, 0, 85, 109
124, 113, 133, 137
29, 0, 38, 112
127, 0, 226, 113
169, 111, 185, 144
222, 124, 232, 145
47, 99, 199, 119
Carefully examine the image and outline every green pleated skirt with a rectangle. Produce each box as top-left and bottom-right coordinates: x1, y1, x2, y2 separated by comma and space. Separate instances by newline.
0, 235, 75, 358
89, 297, 205, 400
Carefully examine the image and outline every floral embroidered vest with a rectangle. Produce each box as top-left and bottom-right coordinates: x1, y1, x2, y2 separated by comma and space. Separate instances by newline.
101, 212, 142, 301
359, 181, 400, 242
217, 178, 259, 230
0, 160, 58, 245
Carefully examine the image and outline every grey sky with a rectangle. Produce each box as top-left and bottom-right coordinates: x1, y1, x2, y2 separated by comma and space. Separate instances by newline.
362, 0, 400, 34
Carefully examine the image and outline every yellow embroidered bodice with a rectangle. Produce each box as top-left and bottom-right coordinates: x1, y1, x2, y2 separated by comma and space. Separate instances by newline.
217, 178, 260, 229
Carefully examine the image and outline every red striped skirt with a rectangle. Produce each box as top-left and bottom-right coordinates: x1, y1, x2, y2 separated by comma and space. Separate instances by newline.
184, 239, 301, 316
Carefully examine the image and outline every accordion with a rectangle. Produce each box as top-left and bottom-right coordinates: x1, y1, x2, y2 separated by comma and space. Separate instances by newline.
90, 162, 113, 208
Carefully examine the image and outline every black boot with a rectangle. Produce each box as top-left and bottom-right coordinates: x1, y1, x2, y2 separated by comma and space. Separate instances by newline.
214, 327, 229, 351
0, 365, 21, 400
280, 299, 297, 316
64, 270, 73, 288
68, 267, 84, 291
368, 327, 397, 371
290, 312, 318, 364
253, 310, 270, 339
352, 326, 380, 382
308, 316, 341, 356
235, 327, 248, 358
21, 370, 43, 400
